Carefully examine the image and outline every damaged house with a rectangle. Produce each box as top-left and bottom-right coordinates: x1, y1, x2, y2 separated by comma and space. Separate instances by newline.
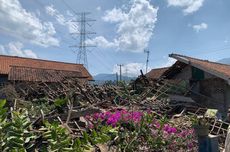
0, 55, 92, 83
146, 67, 169, 80
152, 54, 230, 119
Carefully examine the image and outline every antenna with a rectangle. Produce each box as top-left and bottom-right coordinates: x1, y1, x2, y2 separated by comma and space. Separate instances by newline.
117, 64, 124, 81
144, 49, 150, 74
70, 12, 96, 69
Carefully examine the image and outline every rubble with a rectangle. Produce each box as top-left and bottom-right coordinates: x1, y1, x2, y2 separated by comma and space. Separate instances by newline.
0, 75, 229, 151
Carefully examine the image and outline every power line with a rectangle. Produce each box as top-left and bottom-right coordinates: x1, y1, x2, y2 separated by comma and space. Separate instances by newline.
60, 0, 78, 14
89, 51, 112, 72
32, 0, 76, 43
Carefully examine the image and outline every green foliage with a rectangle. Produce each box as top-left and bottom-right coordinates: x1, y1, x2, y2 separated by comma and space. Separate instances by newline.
0, 103, 35, 152
41, 121, 116, 152
0, 97, 197, 151
191, 115, 209, 126
54, 98, 68, 107
0, 99, 6, 109
0, 99, 7, 151
15, 98, 55, 119
0, 99, 117, 151
42, 121, 73, 151
90, 126, 117, 145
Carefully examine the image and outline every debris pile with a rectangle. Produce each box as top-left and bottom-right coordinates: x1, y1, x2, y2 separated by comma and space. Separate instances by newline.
0, 76, 229, 151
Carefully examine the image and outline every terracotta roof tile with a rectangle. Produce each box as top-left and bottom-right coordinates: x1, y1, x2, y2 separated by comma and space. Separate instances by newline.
0, 55, 93, 81
9, 66, 84, 82
170, 54, 230, 79
145, 67, 169, 79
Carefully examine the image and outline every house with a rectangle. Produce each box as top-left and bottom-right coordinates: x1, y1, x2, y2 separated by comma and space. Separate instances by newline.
161, 53, 230, 119
145, 67, 169, 80
0, 55, 93, 83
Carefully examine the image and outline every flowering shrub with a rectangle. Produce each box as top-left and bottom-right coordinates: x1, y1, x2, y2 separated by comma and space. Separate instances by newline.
86, 109, 142, 127
85, 109, 197, 151
0, 100, 117, 151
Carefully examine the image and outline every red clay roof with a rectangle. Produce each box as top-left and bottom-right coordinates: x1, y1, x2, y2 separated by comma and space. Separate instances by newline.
145, 67, 169, 79
9, 66, 83, 82
169, 53, 230, 80
0, 55, 93, 81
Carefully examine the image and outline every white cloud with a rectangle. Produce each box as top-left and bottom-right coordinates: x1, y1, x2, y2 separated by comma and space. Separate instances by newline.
0, 42, 38, 58
89, 0, 158, 53
96, 6, 101, 11
224, 37, 229, 44
113, 63, 145, 77
102, 8, 127, 23
162, 57, 176, 67
167, 0, 204, 14
85, 36, 118, 48
192, 22, 208, 32
0, 0, 59, 47
45, 5, 78, 33
152, 57, 176, 69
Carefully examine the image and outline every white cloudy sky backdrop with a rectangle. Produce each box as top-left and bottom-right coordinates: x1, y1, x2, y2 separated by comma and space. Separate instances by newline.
0, 0, 230, 76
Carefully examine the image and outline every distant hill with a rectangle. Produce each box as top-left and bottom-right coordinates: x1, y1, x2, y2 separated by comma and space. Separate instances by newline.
218, 58, 230, 65
93, 74, 117, 81
93, 73, 136, 85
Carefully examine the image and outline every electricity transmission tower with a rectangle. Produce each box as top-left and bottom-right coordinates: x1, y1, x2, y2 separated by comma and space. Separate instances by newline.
144, 49, 150, 74
71, 12, 96, 69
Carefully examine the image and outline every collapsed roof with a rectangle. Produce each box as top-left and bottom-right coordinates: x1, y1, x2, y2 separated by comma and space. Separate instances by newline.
145, 67, 169, 80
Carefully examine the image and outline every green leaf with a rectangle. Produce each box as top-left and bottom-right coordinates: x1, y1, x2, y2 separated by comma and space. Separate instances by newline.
62, 147, 73, 151
0, 99, 6, 108
83, 131, 89, 143
8, 137, 24, 144
10, 140, 24, 148
8, 131, 23, 137
73, 138, 81, 148
54, 98, 67, 107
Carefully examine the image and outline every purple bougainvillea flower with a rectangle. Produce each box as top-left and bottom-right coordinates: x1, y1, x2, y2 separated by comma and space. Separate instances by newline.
93, 113, 99, 119
154, 121, 161, 129
163, 124, 170, 132
170, 127, 177, 133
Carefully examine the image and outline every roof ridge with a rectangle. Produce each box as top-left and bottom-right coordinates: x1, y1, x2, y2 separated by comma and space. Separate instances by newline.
170, 53, 230, 67
150, 67, 170, 70
9, 65, 81, 72
0, 54, 84, 66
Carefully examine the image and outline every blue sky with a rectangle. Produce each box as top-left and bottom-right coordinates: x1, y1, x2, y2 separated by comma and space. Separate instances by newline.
0, 0, 230, 76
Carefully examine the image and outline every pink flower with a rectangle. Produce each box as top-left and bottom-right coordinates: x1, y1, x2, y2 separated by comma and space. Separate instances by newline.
88, 123, 94, 129
163, 124, 177, 134
154, 121, 161, 129
170, 127, 177, 133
